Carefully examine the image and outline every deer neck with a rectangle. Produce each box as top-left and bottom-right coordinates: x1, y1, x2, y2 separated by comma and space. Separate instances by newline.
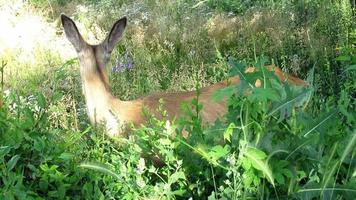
78, 48, 122, 136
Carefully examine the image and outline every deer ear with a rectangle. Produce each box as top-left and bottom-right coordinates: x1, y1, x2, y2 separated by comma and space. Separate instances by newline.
102, 17, 127, 53
61, 14, 86, 52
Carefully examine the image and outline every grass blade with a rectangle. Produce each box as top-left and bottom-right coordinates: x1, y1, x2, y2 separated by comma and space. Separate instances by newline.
80, 162, 121, 180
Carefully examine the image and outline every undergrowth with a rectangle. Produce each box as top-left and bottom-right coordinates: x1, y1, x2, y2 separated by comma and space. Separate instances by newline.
0, 0, 355, 199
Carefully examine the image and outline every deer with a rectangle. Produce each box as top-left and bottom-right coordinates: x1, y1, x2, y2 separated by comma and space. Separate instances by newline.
61, 14, 306, 137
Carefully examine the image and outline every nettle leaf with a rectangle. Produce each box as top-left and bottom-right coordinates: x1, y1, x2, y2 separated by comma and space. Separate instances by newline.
223, 123, 235, 142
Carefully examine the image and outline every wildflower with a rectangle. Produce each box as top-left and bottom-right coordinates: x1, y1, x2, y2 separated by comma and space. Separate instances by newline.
112, 51, 134, 72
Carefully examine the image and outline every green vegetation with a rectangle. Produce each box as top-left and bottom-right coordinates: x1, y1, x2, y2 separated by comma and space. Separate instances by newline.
1, 0, 355, 199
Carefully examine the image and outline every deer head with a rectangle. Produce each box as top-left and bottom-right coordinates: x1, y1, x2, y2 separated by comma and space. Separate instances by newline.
61, 14, 128, 135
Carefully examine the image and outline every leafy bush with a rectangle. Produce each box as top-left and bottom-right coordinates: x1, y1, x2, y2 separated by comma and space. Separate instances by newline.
1, 56, 354, 199
0, 0, 355, 199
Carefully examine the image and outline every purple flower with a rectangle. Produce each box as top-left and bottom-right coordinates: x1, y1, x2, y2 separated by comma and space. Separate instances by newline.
112, 51, 134, 73
112, 62, 125, 72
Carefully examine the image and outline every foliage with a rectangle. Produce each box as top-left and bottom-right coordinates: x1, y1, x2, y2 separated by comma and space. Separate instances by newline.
0, 0, 355, 199
1, 55, 355, 199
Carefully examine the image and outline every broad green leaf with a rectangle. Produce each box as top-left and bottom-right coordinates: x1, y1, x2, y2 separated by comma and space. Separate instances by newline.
7, 155, 20, 171
303, 109, 337, 137
169, 171, 186, 184
282, 168, 293, 178
36, 92, 46, 108
245, 148, 274, 186
0, 146, 11, 158
277, 160, 289, 168
213, 85, 235, 101
268, 87, 311, 121
336, 55, 351, 61
275, 173, 285, 185
243, 170, 255, 187
51, 92, 63, 102
242, 158, 252, 170
249, 87, 280, 102
229, 60, 254, 89
59, 152, 74, 161
208, 192, 217, 200
345, 64, 356, 72
246, 147, 267, 160
209, 145, 230, 160
172, 189, 186, 196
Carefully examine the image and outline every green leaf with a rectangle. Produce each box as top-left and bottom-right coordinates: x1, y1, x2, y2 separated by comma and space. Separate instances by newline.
209, 145, 230, 160
340, 130, 356, 163
59, 153, 74, 161
213, 85, 235, 101
169, 171, 186, 184
242, 158, 252, 170
80, 162, 121, 180
7, 155, 20, 171
229, 60, 254, 89
277, 160, 289, 168
244, 148, 274, 186
282, 168, 293, 178
0, 146, 11, 158
303, 109, 337, 137
268, 87, 311, 121
223, 123, 235, 142
246, 147, 267, 160
275, 173, 285, 185
51, 92, 63, 102
208, 191, 217, 200
36, 93, 47, 108
172, 189, 186, 196
34, 137, 46, 152
336, 55, 351, 61
243, 170, 255, 187
344, 64, 356, 72
249, 87, 280, 102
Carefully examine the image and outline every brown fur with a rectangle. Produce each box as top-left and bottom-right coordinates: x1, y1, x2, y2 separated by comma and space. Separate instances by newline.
61, 15, 305, 137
